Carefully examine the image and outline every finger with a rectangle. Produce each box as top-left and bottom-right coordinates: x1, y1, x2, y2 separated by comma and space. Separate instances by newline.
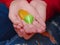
33, 20, 46, 33
28, 24, 37, 33
19, 27, 35, 40
13, 21, 35, 40
30, 0, 47, 21
22, 20, 36, 33
13, 24, 21, 29
15, 28, 23, 37
14, 25, 34, 40
13, 24, 23, 37
22, 31, 34, 40
24, 24, 37, 33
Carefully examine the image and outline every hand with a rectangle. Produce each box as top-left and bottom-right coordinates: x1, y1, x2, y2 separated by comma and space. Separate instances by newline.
30, 0, 47, 21
29, 0, 47, 33
9, 0, 35, 40
16, 0, 46, 33
9, 0, 46, 40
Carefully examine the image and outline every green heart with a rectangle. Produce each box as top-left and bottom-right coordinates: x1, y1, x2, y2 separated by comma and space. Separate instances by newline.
24, 14, 34, 24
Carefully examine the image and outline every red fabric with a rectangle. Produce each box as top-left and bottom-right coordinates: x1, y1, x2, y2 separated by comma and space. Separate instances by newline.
0, 0, 60, 21
0, 0, 13, 7
45, 0, 60, 20
0, 0, 31, 7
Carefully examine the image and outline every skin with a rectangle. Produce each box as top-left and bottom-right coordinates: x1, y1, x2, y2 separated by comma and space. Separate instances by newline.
9, 0, 46, 39
31, 0, 56, 44
9, 0, 56, 44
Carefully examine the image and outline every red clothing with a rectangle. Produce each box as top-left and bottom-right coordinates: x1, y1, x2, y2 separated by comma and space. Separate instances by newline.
0, 0, 60, 21
45, 0, 60, 20
0, 0, 13, 7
